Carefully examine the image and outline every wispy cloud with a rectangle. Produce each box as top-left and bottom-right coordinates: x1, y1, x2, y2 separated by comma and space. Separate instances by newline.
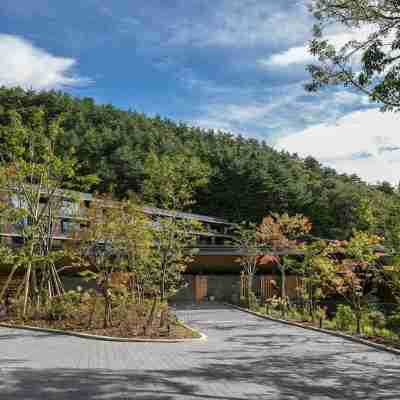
190, 79, 369, 140
110, 0, 310, 50
0, 34, 90, 90
169, 1, 309, 48
276, 108, 400, 184
259, 26, 375, 68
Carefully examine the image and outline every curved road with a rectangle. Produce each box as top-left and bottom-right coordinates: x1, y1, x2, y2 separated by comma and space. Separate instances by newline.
1, 303, 400, 399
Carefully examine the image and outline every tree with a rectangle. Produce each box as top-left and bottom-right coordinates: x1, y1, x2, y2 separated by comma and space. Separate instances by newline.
257, 213, 312, 313
307, 1, 400, 111
80, 199, 127, 328
150, 216, 200, 301
118, 200, 155, 303
0, 109, 97, 316
379, 263, 400, 304
233, 222, 263, 303
333, 231, 383, 334
143, 152, 210, 211
294, 240, 339, 319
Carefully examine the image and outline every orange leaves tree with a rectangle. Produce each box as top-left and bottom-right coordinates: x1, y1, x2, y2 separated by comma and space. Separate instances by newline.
257, 213, 312, 313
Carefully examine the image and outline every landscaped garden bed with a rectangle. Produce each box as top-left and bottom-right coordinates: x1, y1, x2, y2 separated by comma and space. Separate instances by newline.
245, 300, 400, 351
1, 291, 200, 340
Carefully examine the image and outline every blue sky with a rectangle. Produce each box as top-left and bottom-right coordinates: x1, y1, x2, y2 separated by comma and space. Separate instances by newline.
1, 0, 400, 185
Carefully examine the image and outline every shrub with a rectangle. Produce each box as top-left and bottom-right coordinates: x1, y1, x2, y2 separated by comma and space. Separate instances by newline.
314, 306, 327, 328
45, 296, 75, 321
335, 304, 355, 331
264, 296, 280, 316
387, 311, 400, 333
287, 307, 302, 321
367, 310, 386, 335
63, 290, 82, 305
239, 296, 247, 307
248, 291, 258, 310
376, 328, 397, 339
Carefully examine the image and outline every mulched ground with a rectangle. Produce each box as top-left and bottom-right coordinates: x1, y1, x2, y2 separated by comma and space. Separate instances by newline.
2, 301, 199, 339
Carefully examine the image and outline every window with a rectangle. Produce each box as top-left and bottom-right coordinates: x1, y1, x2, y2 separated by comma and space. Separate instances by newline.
12, 236, 24, 246
39, 196, 48, 204
61, 220, 77, 235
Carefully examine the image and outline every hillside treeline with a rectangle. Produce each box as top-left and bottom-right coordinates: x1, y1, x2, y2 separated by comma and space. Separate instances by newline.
1, 86, 399, 242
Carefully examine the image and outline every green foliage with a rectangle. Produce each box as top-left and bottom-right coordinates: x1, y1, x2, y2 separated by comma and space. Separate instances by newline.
0, 107, 98, 316
314, 306, 327, 322
367, 310, 386, 334
307, 1, 400, 111
387, 310, 400, 332
150, 216, 200, 300
45, 296, 75, 321
335, 304, 355, 331
239, 296, 247, 307
143, 151, 210, 211
62, 290, 82, 305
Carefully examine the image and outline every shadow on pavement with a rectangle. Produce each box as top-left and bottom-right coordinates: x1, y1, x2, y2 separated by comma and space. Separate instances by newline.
1, 346, 400, 400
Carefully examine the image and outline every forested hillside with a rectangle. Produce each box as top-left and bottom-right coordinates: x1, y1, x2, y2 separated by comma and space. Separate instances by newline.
1, 86, 399, 241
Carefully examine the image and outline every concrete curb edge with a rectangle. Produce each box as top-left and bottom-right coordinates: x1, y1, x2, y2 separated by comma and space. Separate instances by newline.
0, 322, 207, 343
227, 303, 400, 356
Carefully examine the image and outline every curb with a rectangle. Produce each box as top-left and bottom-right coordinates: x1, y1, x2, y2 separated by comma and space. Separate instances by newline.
0, 322, 207, 343
227, 303, 400, 356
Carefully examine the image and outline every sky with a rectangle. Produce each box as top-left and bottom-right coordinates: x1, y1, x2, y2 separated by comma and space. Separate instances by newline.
1, 0, 399, 185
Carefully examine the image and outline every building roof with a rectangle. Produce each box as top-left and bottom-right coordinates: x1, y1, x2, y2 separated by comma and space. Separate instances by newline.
141, 206, 231, 225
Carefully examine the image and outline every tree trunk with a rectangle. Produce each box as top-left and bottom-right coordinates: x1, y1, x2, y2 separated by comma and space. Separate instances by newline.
146, 297, 158, 337
23, 263, 32, 318
87, 296, 98, 329
247, 272, 253, 297
247, 272, 254, 308
0, 263, 19, 300
103, 284, 112, 329
356, 311, 361, 335
161, 270, 166, 301
280, 266, 286, 316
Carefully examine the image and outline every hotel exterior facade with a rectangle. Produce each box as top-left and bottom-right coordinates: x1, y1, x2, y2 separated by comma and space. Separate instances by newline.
0, 189, 292, 303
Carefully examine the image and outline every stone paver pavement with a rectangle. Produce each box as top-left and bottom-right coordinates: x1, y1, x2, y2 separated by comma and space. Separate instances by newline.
1, 303, 400, 399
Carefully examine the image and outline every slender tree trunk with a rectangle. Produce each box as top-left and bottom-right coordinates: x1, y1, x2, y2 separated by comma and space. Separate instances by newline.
356, 308, 361, 335
23, 263, 31, 318
0, 264, 19, 300
103, 282, 112, 329
87, 296, 98, 329
146, 297, 158, 337
247, 271, 254, 308
161, 269, 166, 302
280, 264, 286, 316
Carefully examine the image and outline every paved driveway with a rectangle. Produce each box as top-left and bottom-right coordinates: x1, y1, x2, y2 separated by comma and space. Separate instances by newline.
0, 303, 400, 400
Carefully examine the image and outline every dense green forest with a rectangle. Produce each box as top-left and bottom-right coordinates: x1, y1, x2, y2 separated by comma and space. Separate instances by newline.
1, 86, 399, 242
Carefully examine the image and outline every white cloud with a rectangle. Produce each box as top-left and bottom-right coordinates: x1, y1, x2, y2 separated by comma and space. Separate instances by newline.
259, 45, 314, 67
0, 34, 89, 90
260, 26, 375, 68
276, 109, 400, 184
